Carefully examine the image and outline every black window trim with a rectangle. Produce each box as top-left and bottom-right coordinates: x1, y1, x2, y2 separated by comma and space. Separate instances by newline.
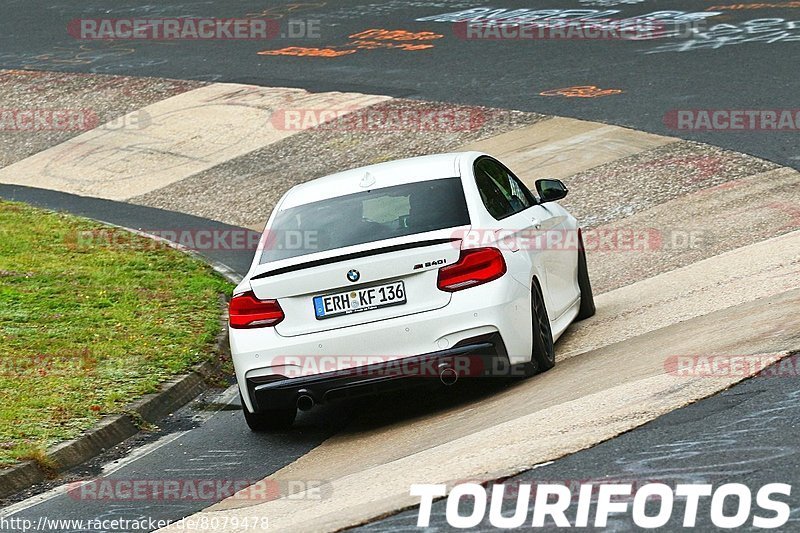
258, 177, 471, 265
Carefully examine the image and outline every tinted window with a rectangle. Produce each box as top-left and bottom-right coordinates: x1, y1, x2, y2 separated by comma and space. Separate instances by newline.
474, 158, 534, 220
260, 178, 470, 263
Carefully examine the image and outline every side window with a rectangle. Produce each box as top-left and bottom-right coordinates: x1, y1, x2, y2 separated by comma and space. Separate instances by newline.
474, 158, 533, 220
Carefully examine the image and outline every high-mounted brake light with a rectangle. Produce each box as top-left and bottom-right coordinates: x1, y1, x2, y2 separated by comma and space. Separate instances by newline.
437, 247, 506, 292
229, 291, 284, 329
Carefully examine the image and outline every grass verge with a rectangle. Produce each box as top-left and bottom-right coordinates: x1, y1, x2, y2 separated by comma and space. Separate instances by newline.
0, 200, 232, 468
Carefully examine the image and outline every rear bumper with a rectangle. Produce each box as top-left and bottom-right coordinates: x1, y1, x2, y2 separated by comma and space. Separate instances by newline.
245, 333, 510, 412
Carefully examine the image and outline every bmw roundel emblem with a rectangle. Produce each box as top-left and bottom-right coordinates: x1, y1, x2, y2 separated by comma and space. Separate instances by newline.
347, 269, 360, 282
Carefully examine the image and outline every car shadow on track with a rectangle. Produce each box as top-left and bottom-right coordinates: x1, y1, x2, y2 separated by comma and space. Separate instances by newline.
292, 377, 523, 435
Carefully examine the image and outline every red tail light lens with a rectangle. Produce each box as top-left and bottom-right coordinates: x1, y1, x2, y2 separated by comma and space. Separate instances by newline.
229, 291, 284, 329
437, 247, 507, 292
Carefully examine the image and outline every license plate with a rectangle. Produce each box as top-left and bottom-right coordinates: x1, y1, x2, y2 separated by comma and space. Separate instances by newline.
313, 281, 406, 320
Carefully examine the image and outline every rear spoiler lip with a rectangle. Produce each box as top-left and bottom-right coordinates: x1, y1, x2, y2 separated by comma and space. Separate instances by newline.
250, 238, 461, 280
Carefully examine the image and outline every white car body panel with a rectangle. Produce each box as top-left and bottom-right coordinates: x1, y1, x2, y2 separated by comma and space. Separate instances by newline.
231, 151, 584, 414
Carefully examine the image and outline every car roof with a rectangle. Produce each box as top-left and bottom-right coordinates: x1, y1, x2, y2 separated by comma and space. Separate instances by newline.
279, 152, 475, 209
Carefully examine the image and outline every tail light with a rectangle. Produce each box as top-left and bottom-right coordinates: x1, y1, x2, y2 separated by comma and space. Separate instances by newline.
229, 291, 284, 329
437, 247, 506, 292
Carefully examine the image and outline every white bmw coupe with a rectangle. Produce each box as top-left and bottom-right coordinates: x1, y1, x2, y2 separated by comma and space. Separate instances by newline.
229, 152, 594, 430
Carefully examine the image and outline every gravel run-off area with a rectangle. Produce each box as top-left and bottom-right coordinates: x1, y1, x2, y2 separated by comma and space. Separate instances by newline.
0, 70, 204, 170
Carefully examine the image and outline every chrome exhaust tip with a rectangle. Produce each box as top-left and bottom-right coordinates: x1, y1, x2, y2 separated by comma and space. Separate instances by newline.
296, 390, 315, 411
439, 366, 458, 386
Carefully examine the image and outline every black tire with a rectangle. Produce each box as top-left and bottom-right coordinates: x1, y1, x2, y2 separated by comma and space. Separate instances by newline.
576, 235, 596, 320
240, 393, 296, 431
523, 279, 556, 376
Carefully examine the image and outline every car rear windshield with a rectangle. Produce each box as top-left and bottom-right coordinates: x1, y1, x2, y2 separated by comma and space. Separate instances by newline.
259, 177, 470, 263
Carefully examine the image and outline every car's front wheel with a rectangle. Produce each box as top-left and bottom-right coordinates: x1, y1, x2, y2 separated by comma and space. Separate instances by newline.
240, 393, 296, 431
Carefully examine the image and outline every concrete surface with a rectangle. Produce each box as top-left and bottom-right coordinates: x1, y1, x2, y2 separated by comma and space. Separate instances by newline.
460, 118, 677, 184
0, 84, 388, 199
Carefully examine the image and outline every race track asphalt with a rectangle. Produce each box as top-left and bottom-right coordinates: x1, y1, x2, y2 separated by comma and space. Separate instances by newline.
354, 353, 800, 532
1, 0, 798, 169
1, 0, 799, 530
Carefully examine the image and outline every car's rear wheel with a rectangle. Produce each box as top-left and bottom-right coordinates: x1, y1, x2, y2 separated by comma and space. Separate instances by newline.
520, 279, 555, 377
576, 233, 596, 320
240, 393, 296, 431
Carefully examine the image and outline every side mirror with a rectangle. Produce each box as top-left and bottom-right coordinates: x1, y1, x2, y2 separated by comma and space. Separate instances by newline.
535, 179, 568, 203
